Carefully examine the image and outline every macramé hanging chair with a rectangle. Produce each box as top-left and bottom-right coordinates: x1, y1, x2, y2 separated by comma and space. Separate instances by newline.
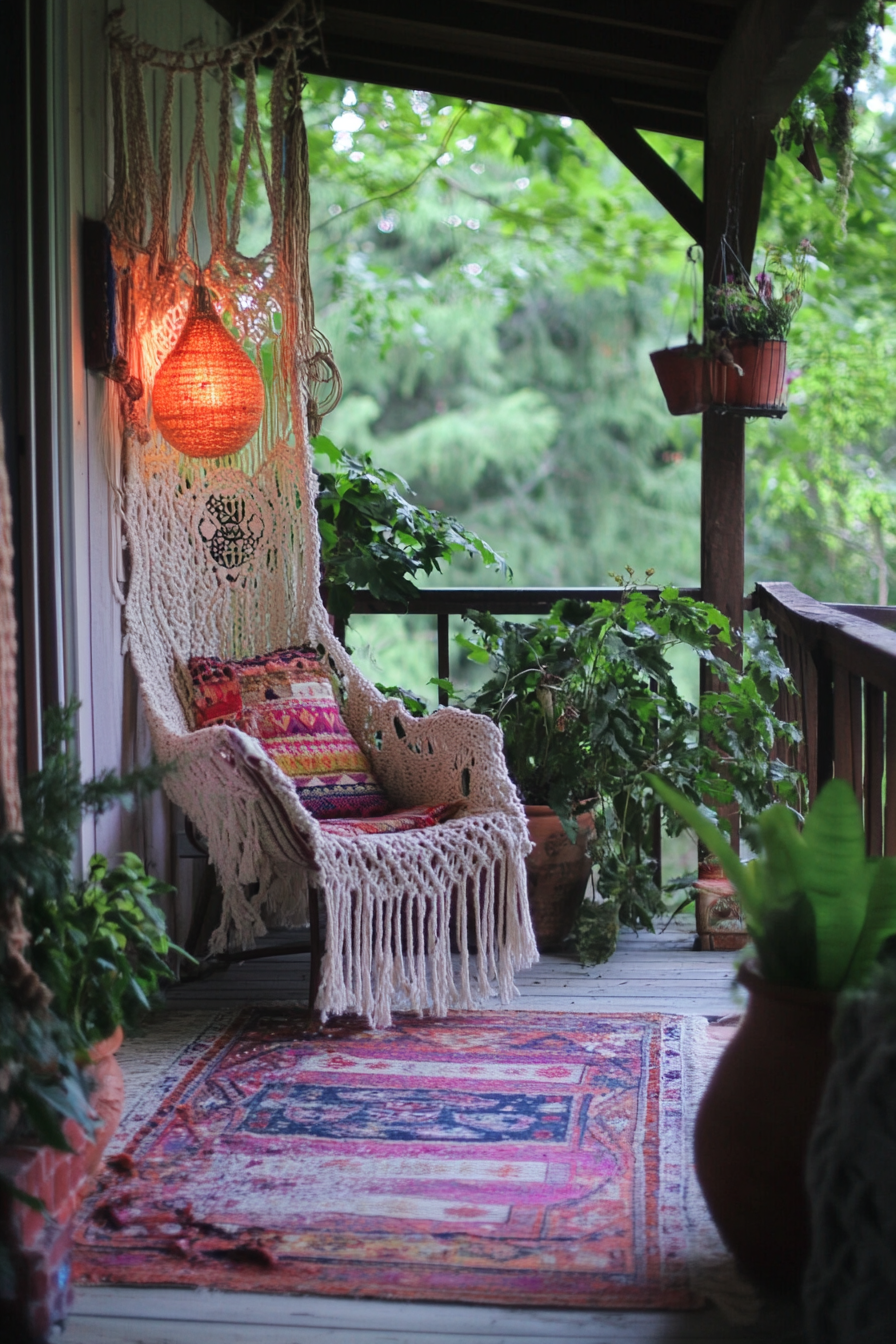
101, 4, 536, 1027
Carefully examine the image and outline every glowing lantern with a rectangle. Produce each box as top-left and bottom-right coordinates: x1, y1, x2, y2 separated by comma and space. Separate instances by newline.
151, 285, 265, 458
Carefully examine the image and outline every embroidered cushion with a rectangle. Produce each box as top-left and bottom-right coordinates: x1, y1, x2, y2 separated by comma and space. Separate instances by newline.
188, 646, 328, 729
318, 803, 462, 836
187, 647, 390, 819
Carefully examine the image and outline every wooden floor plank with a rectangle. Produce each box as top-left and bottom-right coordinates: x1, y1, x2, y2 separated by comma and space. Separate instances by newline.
165, 920, 743, 1018
61, 1316, 771, 1344
66, 1287, 804, 1342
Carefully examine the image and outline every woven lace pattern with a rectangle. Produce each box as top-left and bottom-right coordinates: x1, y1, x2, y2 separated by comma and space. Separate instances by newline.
109, 5, 537, 1026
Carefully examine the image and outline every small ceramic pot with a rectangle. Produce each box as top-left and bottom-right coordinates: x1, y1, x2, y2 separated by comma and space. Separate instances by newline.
694, 961, 835, 1289
524, 805, 594, 951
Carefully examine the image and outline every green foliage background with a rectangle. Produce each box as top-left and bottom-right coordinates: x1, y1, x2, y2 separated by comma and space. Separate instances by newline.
237, 14, 896, 689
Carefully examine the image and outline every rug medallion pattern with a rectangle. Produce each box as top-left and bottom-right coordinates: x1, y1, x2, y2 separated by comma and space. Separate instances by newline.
73, 1009, 703, 1309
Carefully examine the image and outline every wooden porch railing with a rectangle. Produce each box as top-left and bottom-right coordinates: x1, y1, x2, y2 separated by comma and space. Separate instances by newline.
336, 586, 701, 705
755, 581, 896, 856
345, 580, 896, 861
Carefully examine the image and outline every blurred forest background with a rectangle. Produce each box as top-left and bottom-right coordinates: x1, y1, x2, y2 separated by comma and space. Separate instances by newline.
240, 12, 896, 696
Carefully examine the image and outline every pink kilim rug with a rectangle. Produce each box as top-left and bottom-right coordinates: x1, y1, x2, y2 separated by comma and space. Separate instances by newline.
73, 1008, 718, 1310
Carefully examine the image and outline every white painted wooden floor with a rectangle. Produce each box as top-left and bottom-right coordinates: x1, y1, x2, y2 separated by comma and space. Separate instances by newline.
65, 922, 807, 1344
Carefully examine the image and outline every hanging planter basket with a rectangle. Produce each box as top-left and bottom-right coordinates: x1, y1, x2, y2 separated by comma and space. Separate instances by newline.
651, 245, 710, 416
650, 344, 711, 416
710, 339, 788, 417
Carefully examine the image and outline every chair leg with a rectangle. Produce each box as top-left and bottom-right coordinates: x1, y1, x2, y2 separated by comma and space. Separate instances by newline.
308, 884, 322, 1013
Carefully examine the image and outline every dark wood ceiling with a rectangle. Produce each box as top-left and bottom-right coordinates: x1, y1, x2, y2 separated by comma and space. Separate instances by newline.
217, 0, 744, 140
209, 1, 866, 244
302, 1, 741, 142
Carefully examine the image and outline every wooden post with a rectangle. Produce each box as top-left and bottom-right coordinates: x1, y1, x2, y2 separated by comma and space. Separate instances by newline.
699, 0, 866, 632
701, 116, 770, 653
699, 73, 773, 883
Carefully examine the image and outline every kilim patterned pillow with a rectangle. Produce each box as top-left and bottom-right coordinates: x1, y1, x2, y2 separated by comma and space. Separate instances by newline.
188, 647, 327, 729
187, 647, 390, 819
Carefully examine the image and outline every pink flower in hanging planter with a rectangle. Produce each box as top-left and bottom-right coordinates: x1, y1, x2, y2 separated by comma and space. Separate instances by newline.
755, 272, 773, 301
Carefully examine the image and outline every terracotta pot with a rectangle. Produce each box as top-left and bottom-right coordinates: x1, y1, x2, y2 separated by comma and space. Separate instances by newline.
694, 962, 835, 1289
710, 339, 787, 409
650, 345, 710, 416
524, 805, 594, 951
694, 861, 749, 951
84, 1025, 125, 1176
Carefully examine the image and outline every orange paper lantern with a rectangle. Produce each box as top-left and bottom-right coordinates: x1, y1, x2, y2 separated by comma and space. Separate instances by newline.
152, 285, 265, 458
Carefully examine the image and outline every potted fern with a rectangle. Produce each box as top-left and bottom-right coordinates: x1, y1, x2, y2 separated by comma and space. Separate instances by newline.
649, 774, 896, 1289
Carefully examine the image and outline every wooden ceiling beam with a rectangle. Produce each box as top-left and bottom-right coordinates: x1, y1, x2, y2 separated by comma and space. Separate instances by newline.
611, 108, 704, 141
708, 0, 869, 132
564, 79, 704, 243
322, 2, 724, 63
705, 0, 867, 278
301, 48, 566, 117
393, 0, 738, 44
302, 36, 705, 131
301, 47, 705, 140
319, 8, 713, 89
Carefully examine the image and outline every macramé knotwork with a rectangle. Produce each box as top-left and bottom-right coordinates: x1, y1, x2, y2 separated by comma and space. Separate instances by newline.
108, 5, 537, 1027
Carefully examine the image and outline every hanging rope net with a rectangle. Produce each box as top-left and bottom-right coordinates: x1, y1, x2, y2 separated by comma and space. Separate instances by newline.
103, 3, 536, 1027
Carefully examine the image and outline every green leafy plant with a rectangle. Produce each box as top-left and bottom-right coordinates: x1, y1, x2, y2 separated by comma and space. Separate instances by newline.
649, 774, 896, 992
708, 240, 814, 344
314, 435, 507, 620
449, 575, 803, 961
777, 2, 886, 224
27, 852, 187, 1051
1, 703, 175, 1246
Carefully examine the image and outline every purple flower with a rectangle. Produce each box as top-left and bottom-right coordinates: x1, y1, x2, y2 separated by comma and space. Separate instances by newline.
755, 272, 773, 301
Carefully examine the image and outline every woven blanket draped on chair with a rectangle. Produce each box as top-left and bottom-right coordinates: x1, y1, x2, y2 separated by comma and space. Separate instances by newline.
104, 5, 536, 1027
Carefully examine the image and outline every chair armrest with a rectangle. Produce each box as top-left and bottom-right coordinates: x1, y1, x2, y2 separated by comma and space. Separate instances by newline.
350, 697, 523, 817
159, 722, 319, 870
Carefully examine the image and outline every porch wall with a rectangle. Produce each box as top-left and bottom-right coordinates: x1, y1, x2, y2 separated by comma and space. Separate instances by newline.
65, 0, 230, 935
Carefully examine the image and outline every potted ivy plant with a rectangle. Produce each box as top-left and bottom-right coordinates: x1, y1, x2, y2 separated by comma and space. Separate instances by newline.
452, 575, 802, 958
707, 238, 813, 412
313, 435, 507, 622
649, 773, 896, 1290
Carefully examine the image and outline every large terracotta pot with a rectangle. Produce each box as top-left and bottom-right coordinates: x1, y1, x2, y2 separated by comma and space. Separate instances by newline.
710, 339, 787, 410
650, 345, 710, 416
84, 1024, 125, 1176
694, 962, 835, 1289
524, 805, 594, 951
